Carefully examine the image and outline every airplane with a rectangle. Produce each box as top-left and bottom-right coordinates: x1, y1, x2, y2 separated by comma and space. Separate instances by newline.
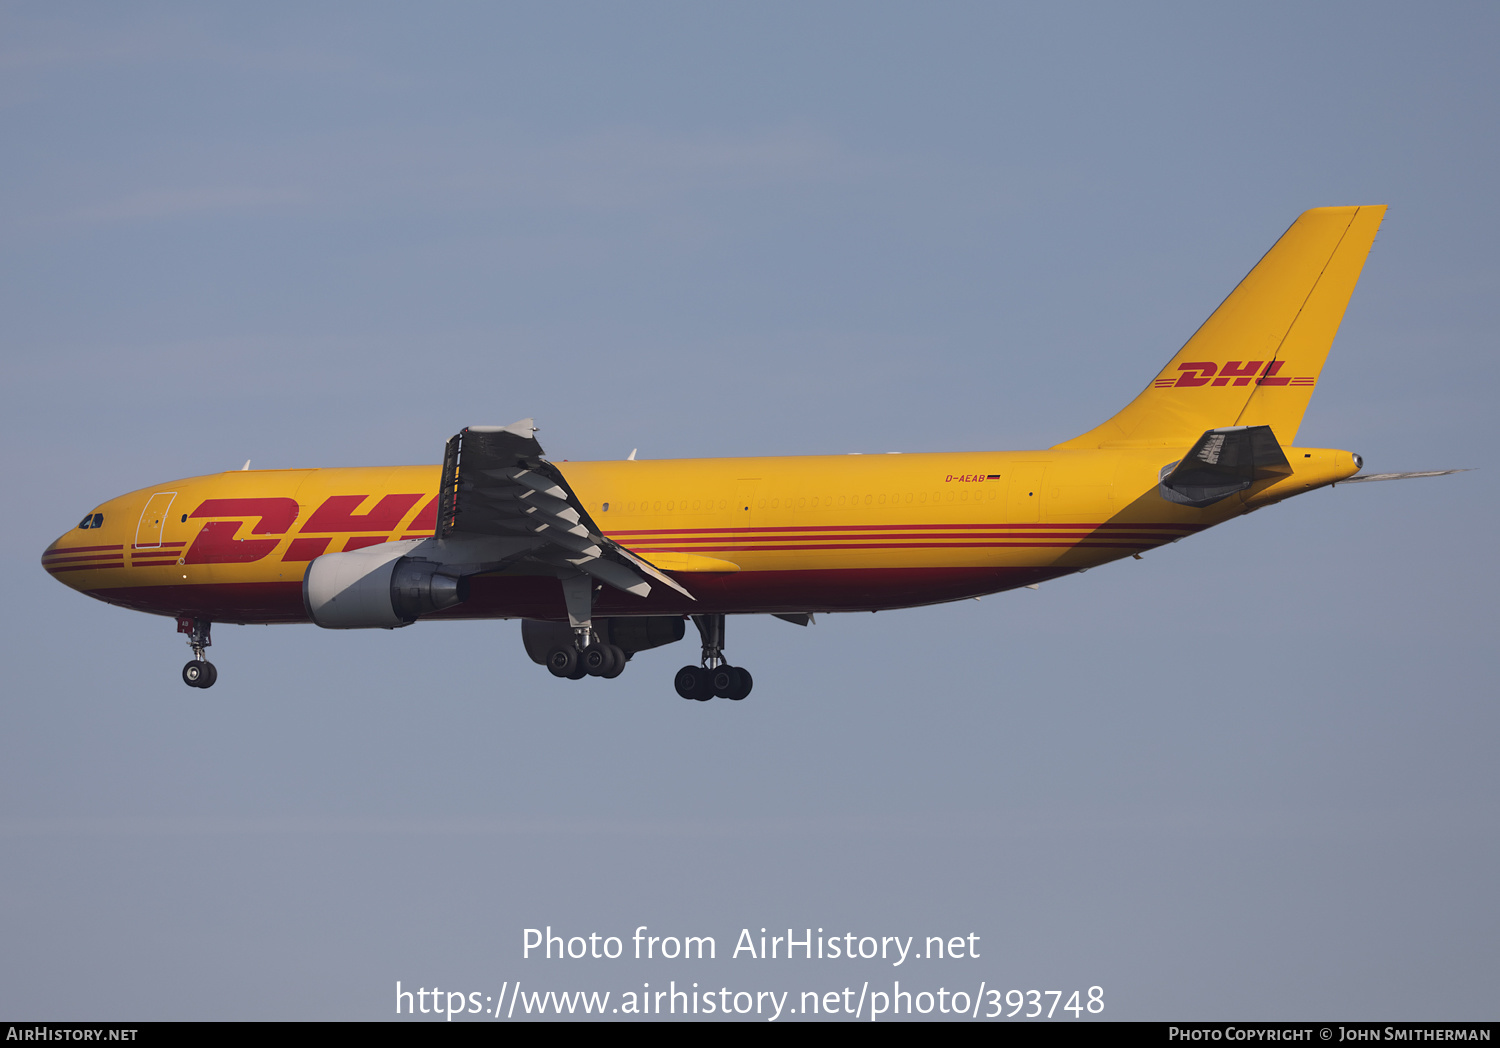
42, 205, 1463, 701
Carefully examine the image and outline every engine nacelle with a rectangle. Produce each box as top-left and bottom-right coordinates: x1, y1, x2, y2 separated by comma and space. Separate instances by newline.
303, 542, 466, 629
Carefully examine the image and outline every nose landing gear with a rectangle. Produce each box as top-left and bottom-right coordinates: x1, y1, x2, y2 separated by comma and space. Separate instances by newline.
177, 615, 217, 689
675, 614, 752, 701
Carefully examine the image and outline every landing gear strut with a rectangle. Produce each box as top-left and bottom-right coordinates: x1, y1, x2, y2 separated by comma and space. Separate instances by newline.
675, 614, 752, 701
545, 577, 627, 680
177, 615, 217, 689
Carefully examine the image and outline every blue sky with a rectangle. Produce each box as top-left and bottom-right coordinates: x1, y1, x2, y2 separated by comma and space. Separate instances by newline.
1, 3, 1495, 1020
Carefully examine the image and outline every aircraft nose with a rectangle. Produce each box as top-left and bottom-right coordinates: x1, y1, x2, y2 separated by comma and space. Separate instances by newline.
40, 514, 123, 588
41, 535, 83, 588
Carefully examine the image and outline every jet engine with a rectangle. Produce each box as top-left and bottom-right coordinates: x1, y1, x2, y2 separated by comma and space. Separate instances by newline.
303, 542, 467, 629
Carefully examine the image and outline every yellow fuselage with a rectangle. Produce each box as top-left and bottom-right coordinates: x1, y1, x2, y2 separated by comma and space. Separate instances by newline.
42, 446, 1358, 624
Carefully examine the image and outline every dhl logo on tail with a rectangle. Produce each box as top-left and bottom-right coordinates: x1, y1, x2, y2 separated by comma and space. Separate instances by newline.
1153, 360, 1316, 388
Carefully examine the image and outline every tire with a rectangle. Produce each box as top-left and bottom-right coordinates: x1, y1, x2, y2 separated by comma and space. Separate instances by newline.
727, 666, 752, 701
199, 662, 218, 689
583, 645, 614, 677
546, 647, 578, 678
600, 645, 627, 679
711, 665, 737, 699
182, 661, 206, 688
674, 666, 713, 701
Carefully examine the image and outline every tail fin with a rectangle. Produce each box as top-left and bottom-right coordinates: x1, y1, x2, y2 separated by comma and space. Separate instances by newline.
1054, 205, 1386, 450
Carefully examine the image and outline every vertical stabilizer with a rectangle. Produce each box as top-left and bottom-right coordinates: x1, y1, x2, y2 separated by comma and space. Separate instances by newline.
1054, 205, 1386, 450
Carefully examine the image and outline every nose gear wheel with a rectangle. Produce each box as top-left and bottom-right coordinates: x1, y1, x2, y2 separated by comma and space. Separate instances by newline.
182, 660, 217, 689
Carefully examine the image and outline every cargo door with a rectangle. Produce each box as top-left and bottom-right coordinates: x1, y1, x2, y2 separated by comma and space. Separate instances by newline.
134, 492, 177, 548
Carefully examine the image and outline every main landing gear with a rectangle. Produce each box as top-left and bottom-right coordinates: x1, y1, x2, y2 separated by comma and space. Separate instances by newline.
545, 636, 628, 680
177, 615, 217, 689
675, 614, 752, 702
542, 574, 629, 680
523, 587, 752, 700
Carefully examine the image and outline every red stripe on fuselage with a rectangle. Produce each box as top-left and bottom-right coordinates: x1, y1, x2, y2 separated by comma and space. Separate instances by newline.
620, 531, 1177, 545
82, 563, 1077, 623
604, 521, 1201, 536
42, 553, 128, 566
628, 541, 1157, 552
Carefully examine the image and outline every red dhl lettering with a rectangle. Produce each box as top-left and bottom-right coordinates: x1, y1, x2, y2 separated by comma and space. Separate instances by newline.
282, 537, 331, 562
300, 493, 424, 532
1173, 361, 1218, 386
182, 495, 437, 566
1212, 359, 1265, 386
409, 496, 439, 531
342, 536, 389, 552
1257, 360, 1290, 385
1161, 360, 1301, 388
183, 498, 299, 564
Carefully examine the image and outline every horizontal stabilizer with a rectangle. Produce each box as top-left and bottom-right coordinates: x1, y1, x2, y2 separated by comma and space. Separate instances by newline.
1338, 469, 1471, 484
1160, 425, 1291, 507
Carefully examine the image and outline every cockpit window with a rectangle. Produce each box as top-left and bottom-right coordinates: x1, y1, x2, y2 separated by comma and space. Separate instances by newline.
77, 512, 104, 530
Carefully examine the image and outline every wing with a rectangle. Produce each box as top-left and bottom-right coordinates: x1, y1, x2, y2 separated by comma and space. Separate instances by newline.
436, 421, 693, 601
